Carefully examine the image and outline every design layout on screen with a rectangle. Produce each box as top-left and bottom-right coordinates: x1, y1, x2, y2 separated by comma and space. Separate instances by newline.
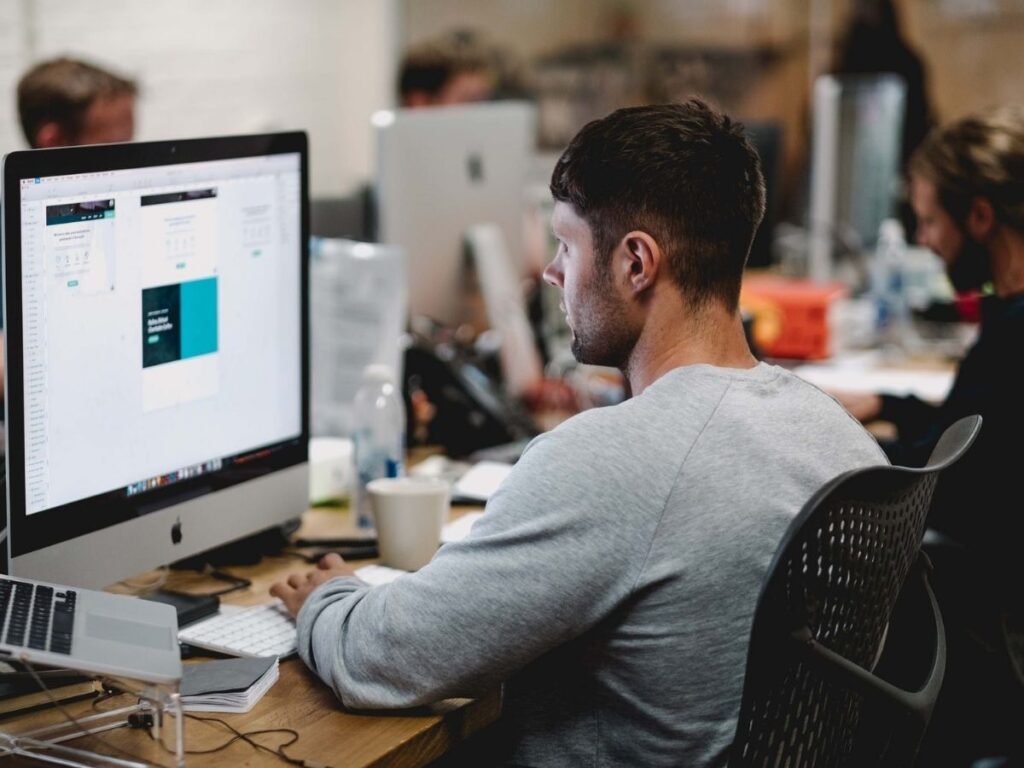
18, 154, 302, 515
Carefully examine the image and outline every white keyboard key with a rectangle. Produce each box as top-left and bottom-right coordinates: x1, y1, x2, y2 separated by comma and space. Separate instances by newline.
179, 602, 297, 658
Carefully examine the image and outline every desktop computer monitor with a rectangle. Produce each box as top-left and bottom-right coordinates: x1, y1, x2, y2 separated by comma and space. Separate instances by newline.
808, 74, 906, 281
744, 120, 783, 269
2, 132, 310, 589
373, 101, 535, 329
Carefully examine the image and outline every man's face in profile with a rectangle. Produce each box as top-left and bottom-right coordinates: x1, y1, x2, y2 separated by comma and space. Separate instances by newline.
910, 175, 991, 293
76, 93, 135, 145
543, 202, 636, 368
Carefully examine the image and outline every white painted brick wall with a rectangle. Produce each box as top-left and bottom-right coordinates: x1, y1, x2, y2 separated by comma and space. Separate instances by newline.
0, 0, 30, 158
1, 0, 397, 196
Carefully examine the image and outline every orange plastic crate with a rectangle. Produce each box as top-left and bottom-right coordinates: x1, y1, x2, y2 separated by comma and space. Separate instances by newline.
740, 276, 848, 360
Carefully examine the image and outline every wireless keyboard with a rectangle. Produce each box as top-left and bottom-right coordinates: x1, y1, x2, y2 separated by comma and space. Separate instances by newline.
177, 565, 407, 658
178, 601, 297, 658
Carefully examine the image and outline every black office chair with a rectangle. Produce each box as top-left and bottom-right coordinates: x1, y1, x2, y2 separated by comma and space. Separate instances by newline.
729, 415, 982, 768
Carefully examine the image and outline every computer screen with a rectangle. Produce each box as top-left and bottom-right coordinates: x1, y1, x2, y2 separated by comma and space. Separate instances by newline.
3, 133, 309, 588
744, 120, 783, 269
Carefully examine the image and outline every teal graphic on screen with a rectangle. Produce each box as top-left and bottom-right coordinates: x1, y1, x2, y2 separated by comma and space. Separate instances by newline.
142, 277, 218, 368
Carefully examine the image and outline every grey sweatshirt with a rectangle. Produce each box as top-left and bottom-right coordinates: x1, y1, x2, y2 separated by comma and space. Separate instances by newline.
297, 363, 886, 766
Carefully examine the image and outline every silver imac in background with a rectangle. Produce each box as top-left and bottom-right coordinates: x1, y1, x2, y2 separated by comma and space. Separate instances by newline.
2, 133, 310, 589
373, 101, 536, 330
808, 74, 906, 282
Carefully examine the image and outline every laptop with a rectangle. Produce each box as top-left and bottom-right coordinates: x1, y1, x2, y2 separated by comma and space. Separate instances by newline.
0, 574, 182, 684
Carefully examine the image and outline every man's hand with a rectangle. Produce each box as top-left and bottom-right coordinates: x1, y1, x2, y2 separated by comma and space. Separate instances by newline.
270, 553, 357, 618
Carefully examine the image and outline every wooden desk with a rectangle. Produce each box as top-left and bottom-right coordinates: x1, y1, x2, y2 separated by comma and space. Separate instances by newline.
3, 506, 499, 768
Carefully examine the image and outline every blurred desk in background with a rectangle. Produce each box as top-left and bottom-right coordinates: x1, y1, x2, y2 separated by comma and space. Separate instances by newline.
791, 350, 957, 441
792, 350, 955, 404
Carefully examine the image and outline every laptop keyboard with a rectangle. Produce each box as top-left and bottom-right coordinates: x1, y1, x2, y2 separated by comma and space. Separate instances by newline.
0, 577, 76, 654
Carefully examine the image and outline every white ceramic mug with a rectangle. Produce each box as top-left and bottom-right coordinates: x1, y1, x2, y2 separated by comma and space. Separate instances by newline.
367, 477, 450, 571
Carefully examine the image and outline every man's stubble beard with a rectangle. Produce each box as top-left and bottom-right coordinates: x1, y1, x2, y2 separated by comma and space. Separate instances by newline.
569, 268, 638, 371
947, 233, 993, 294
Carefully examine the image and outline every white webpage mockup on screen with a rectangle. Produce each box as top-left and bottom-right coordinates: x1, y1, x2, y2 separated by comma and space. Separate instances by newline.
17, 155, 302, 515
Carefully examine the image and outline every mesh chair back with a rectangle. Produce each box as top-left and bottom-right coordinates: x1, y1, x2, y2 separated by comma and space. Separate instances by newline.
730, 415, 981, 767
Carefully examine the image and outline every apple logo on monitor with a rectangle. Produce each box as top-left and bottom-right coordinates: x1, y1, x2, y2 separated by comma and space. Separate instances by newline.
171, 518, 183, 545
467, 153, 484, 183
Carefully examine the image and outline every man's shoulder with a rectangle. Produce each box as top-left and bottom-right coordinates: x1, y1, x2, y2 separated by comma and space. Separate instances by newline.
760, 365, 884, 432
693, 364, 887, 463
521, 398, 643, 457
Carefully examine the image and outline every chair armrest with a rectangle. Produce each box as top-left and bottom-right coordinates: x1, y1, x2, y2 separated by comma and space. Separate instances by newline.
789, 557, 945, 729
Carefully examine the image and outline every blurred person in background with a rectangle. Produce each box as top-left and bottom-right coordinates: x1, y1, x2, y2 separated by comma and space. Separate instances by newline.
833, 0, 936, 237
1, 58, 139, 404
833, 0, 935, 171
18, 57, 137, 148
835, 106, 1024, 767
398, 35, 496, 108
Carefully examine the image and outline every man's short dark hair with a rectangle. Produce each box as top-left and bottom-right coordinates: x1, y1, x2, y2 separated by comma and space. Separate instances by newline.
550, 100, 766, 310
909, 105, 1024, 232
398, 41, 488, 102
17, 57, 138, 147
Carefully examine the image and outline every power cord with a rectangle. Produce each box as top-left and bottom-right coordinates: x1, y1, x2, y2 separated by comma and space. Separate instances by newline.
119, 562, 249, 599
117, 565, 170, 594
195, 564, 252, 597
14, 660, 331, 767
147, 711, 331, 768
96, 676, 332, 767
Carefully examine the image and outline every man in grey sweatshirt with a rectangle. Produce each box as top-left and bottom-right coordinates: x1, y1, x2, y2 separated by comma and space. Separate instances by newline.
272, 100, 886, 767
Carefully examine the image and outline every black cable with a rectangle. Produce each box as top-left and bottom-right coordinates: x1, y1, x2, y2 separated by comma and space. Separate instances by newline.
275, 549, 316, 562
90, 684, 124, 710
172, 713, 328, 767
196, 564, 253, 596
19, 662, 329, 767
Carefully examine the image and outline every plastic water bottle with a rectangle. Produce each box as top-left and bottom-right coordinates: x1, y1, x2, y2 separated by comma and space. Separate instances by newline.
352, 364, 405, 530
870, 218, 910, 354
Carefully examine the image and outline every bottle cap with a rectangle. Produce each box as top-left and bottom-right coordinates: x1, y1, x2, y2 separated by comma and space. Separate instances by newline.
878, 218, 905, 243
362, 363, 395, 385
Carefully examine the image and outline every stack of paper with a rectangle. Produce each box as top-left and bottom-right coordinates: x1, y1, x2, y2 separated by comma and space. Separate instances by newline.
354, 564, 407, 586
451, 461, 513, 503
180, 656, 278, 714
792, 351, 955, 403
441, 512, 485, 544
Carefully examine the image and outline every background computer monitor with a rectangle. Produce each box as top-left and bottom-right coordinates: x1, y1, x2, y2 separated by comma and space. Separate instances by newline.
808, 74, 906, 281
2, 133, 310, 589
374, 101, 536, 329
744, 120, 783, 270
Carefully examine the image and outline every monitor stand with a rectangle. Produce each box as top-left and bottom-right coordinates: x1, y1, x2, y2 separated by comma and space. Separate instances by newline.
169, 518, 301, 570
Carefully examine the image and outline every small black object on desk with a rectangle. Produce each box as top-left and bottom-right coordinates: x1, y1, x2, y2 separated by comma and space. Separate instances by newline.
142, 590, 220, 628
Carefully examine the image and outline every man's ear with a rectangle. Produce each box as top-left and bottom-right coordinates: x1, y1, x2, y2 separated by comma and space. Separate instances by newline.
966, 196, 996, 241
617, 231, 661, 294
33, 122, 68, 149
